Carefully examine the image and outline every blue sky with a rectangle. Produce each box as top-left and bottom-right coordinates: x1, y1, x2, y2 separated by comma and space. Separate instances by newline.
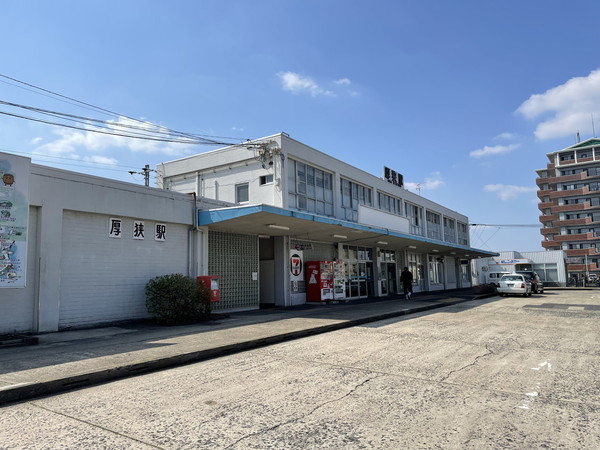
2, 0, 600, 253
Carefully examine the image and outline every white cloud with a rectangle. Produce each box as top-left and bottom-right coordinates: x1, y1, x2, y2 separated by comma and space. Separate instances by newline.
493, 132, 517, 141
278, 72, 333, 97
34, 116, 195, 157
516, 69, 600, 140
83, 155, 118, 165
405, 172, 444, 192
484, 184, 536, 201
334, 78, 351, 86
470, 144, 519, 158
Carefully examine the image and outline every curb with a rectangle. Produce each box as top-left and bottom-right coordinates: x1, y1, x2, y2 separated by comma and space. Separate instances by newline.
0, 296, 487, 406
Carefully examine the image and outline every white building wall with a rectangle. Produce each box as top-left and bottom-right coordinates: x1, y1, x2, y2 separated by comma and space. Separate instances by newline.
0, 164, 198, 334
58, 211, 190, 328
0, 207, 38, 334
158, 134, 470, 244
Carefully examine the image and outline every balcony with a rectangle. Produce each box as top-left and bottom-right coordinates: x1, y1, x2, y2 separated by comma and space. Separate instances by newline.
538, 201, 556, 210
537, 172, 588, 185
551, 203, 593, 213
554, 232, 597, 242
536, 188, 553, 198
549, 186, 590, 199
539, 214, 557, 223
540, 227, 559, 236
565, 248, 600, 257
554, 217, 592, 227
542, 240, 561, 249
567, 263, 599, 272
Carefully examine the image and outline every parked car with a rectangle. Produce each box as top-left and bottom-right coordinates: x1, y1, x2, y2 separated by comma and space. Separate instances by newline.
497, 274, 532, 297
488, 271, 511, 287
516, 271, 544, 294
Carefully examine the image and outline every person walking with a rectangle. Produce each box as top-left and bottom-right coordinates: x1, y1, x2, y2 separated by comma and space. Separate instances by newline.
400, 266, 413, 299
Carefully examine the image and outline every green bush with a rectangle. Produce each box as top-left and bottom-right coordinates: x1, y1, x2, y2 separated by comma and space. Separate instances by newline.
145, 274, 212, 324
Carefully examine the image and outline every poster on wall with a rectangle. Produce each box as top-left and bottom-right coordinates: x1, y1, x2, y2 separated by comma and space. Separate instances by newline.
0, 152, 30, 288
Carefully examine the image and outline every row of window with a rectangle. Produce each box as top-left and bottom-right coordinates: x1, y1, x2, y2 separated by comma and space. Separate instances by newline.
287, 158, 469, 245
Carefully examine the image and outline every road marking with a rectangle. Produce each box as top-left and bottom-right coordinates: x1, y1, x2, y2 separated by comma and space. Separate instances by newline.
531, 361, 551, 371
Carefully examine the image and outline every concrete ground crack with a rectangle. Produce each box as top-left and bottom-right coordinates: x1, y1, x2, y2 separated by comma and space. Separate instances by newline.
439, 346, 494, 383
222, 376, 376, 449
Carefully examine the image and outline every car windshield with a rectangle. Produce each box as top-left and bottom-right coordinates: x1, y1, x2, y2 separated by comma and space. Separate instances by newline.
501, 275, 523, 281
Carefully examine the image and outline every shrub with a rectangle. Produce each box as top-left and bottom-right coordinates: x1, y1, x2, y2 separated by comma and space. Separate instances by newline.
145, 274, 211, 324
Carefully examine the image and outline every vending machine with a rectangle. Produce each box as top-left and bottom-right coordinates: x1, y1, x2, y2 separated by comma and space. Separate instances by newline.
333, 260, 346, 300
306, 261, 334, 302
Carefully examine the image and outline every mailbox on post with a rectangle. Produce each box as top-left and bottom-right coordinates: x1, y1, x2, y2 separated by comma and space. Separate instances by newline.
197, 276, 220, 302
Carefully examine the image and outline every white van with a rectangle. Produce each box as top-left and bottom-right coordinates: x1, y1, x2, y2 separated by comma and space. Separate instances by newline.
488, 271, 511, 287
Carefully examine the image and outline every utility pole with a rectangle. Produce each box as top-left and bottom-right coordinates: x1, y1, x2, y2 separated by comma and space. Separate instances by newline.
129, 164, 154, 187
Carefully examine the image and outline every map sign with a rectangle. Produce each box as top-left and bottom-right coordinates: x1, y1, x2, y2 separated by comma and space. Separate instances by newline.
0, 152, 30, 288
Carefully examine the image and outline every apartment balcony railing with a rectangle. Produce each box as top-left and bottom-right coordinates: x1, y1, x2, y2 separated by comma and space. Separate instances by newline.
549, 186, 590, 199
565, 248, 600, 257
539, 214, 557, 223
541, 240, 561, 249
537, 172, 588, 186
567, 263, 599, 272
553, 231, 599, 242
551, 203, 594, 213
538, 201, 556, 210
536, 189, 553, 199
554, 217, 592, 227
540, 227, 559, 236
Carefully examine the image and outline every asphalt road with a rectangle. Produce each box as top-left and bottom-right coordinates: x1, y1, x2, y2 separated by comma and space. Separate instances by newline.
1, 290, 599, 449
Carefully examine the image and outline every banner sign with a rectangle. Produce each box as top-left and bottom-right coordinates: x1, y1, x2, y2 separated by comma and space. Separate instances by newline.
0, 152, 30, 288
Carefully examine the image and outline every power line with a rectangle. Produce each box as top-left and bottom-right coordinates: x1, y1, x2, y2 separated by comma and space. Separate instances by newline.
470, 224, 539, 228
0, 73, 245, 146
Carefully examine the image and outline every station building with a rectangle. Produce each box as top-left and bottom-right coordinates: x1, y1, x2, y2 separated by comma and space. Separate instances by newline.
158, 133, 496, 309
0, 133, 495, 335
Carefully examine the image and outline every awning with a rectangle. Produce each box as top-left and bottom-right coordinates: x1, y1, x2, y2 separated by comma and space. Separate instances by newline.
198, 204, 498, 259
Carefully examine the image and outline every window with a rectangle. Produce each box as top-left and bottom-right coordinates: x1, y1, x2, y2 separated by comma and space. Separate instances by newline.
288, 159, 333, 216
259, 174, 274, 185
405, 203, 424, 236
341, 178, 372, 222
235, 183, 249, 203
429, 255, 442, 284
426, 211, 442, 240
458, 223, 468, 245
444, 217, 456, 243
378, 192, 402, 216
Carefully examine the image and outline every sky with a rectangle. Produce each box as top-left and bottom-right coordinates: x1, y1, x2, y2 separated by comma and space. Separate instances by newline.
2, 0, 600, 253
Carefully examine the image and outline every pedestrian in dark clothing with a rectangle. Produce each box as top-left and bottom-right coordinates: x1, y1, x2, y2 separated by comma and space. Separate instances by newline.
400, 267, 413, 299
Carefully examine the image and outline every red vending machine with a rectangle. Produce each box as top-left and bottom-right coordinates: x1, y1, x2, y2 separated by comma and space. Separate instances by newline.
306, 261, 334, 302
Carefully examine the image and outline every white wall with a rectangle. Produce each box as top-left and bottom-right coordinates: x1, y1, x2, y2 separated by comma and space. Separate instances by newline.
0, 165, 198, 334
0, 207, 38, 334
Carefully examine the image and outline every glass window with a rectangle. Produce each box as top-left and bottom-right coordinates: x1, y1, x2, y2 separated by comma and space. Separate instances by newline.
340, 178, 372, 222
405, 203, 424, 236
235, 183, 249, 203
426, 211, 442, 240
288, 159, 334, 216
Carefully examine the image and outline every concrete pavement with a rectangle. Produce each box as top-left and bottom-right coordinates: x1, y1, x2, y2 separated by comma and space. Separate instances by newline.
0, 289, 495, 406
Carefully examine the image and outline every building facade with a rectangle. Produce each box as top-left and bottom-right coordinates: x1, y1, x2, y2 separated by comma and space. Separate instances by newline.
0, 153, 229, 335
159, 133, 496, 307
537, 138, 600, 282
472, 250, 567, 287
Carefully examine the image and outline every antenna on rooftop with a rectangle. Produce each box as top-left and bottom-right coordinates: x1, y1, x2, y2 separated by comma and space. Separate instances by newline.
576, 131, 581, 143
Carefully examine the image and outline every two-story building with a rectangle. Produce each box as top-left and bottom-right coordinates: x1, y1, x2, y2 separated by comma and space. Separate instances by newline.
158, 133, 496, 308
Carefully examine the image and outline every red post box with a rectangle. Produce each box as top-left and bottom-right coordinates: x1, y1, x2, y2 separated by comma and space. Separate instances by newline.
197, 276, 220, 302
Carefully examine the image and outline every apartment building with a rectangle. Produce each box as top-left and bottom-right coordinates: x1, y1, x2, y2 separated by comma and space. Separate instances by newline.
537, 137, 600, 281
158, 133, 496, 307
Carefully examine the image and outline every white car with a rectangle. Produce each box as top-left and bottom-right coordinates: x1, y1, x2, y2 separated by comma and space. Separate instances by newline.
497, 274, 532, 297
